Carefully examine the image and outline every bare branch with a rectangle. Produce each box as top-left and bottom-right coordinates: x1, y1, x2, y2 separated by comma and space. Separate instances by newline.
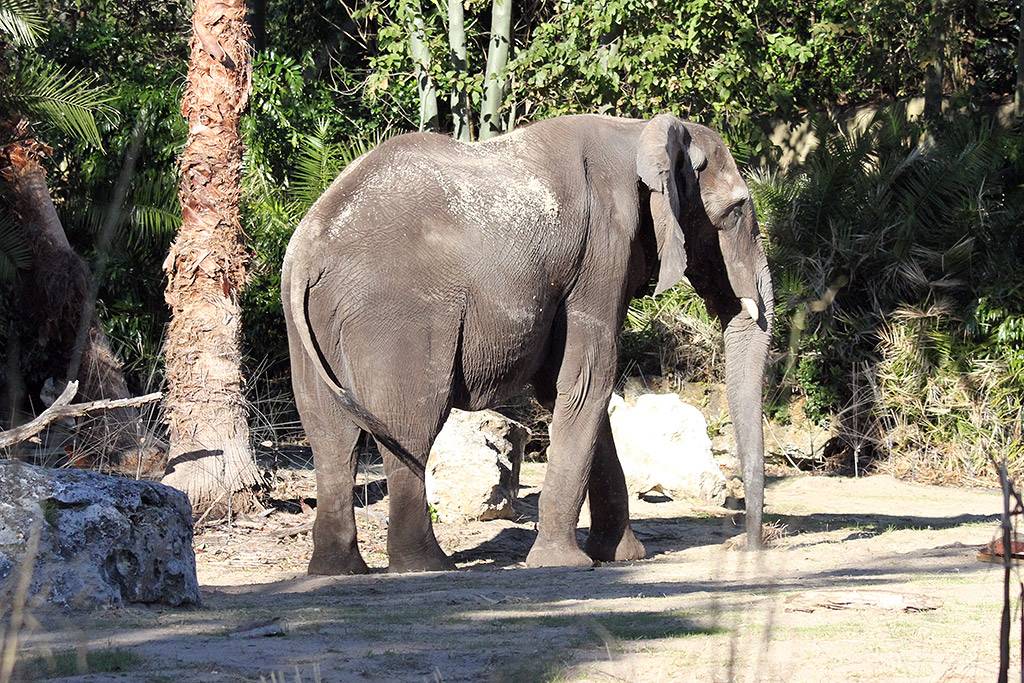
0, 381, 162, 450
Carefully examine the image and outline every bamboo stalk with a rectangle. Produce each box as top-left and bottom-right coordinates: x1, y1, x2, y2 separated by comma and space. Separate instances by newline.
447, 0, 470, 140
479, 0, 512, 141
407, 2, 439, 132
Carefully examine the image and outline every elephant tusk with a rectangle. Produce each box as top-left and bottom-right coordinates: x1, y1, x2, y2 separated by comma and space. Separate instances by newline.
740, 297, 760, 322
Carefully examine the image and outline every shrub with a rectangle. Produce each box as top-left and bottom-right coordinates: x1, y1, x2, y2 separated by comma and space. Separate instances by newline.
749, 108, 1024, 481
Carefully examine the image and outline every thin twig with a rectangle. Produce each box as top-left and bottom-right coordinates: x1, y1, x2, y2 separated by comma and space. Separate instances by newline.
0, 522, 41, 683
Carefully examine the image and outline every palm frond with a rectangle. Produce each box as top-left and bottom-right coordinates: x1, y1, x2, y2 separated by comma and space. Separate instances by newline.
0, 213, 31, 282
290, 124, 388, 213
126, 170, 180, 246
8, 63, 118, 148
0, 0, 46, 46
290, 121, 343, 210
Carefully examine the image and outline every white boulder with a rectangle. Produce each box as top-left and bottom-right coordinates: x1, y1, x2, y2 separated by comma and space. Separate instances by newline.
608, 393, 728, 505
426, 409, 528, 522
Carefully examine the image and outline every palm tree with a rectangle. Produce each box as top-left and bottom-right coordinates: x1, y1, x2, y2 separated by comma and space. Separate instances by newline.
161, 0, 260, 512
0, 0, 163, 472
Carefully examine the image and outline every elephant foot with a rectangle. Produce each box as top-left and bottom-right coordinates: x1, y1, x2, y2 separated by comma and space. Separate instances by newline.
308, 549, 370, 576
387, 545, 456, 573
584, 526, 646, 563
525, 538, 595, 568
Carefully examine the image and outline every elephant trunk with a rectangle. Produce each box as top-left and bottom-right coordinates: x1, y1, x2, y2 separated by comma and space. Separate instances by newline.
723, 256, 773, 549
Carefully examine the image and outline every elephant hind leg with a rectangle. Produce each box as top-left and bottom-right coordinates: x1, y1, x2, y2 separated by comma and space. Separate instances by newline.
291, 358, 369, 575
584, 426, 645, 562
287, 301, 370, 574
378, 434, 455, 573
366, 391, 455, 573
307, 418, 369, 575
347, 319, 462, 574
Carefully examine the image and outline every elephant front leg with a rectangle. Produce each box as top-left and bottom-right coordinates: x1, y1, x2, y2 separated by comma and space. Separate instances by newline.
526, 319, 616, 568
584, 423, 646, 562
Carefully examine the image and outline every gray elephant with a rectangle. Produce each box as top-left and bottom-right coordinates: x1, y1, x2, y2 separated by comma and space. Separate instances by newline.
281, 113, 773, 574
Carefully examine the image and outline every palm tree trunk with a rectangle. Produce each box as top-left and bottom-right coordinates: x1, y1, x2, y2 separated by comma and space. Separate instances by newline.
162, 0, 260, 512
479, 0, 512, 140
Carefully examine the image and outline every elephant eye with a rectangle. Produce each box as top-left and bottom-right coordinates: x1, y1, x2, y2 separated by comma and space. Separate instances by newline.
722, 202, 743, 230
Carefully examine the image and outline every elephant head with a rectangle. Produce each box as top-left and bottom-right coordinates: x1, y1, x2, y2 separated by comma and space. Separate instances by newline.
637, 114, 774, 549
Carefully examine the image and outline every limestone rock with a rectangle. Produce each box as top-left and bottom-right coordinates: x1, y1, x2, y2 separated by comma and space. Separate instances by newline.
0, 460, 200, 608
608, 393, 728, 505
426, 410, 528, 522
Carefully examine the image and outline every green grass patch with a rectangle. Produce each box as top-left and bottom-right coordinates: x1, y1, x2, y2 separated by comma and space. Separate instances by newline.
16, 648, 143, 679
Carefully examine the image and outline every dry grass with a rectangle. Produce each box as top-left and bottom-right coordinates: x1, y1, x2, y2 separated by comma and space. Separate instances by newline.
0, 523, 40, 683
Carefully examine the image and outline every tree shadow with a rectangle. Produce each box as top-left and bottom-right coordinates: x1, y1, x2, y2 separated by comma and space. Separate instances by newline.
451, 506, 997, 569
18, 517, 998, 682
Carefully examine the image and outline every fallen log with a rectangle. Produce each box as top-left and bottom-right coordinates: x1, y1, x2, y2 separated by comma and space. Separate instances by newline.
0, 381, 162, 450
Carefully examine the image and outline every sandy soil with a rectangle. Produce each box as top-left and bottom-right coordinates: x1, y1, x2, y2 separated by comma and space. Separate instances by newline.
13, 462, 1014, 682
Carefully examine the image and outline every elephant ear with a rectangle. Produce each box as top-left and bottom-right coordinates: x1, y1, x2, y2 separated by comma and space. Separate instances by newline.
636, 114, 707, 295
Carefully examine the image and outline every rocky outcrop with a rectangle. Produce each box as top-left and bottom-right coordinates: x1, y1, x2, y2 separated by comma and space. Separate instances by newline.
608, 393, 728, 505
0, 460, 200, 608
426, 410, 528, 522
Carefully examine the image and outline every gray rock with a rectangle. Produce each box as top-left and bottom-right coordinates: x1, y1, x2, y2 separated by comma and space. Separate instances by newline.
426, 410, 528, 522
0, 460, 199, 609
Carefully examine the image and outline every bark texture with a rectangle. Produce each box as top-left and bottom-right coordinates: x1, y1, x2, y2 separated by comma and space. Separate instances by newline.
162, 0, 259, 510
0, 126, 161, 472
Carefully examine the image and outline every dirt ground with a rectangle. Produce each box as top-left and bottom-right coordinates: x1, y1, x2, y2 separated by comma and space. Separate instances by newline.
14, 459, 1015, 682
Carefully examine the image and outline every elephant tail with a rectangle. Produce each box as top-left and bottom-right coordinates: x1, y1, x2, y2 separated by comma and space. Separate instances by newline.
288, 271, 425, 478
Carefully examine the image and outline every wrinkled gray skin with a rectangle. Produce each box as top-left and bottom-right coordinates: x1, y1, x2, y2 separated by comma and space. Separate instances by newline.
282, 114, 773, 574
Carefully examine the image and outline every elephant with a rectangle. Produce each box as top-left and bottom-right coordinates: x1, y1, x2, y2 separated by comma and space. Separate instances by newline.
281, 113, 774, 574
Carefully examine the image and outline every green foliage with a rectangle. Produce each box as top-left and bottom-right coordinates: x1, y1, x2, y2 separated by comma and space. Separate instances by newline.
0, 0, 45, 47
353, 0, 495, 134
0, 213, 30, 282
621, 285, 722, 382
242, 61, 387, 369
505, 0, 1017, 153
751, 110, 1024, 480
6, 63, 117, 148
3, 2, 192, 390
0, 1, 117, 148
